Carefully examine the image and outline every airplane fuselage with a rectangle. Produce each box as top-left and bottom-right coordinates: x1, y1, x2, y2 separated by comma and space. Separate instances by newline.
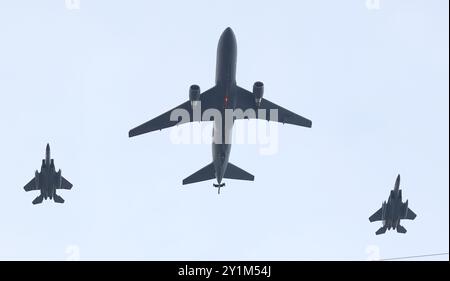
40, 164, 56, 199
38, 145, 59, 200
212, 27, 238, 185
382, 190, 403, 230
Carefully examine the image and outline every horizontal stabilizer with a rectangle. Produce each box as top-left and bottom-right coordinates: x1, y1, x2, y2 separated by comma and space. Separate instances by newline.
32, 195, 44, 205
406, 208, 417, 220
223, 163, 254, 181
375, 226, 387, 235
54, 194, 65, 204
397, 225, 407, 234
183, 163, 215, 185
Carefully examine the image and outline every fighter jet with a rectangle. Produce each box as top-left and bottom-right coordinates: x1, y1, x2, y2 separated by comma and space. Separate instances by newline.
129, 27, 312, 193
23, 144, 73, 204
369, 174, 417, 234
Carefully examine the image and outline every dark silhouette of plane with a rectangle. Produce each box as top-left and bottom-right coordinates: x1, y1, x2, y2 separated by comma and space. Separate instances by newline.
369, 174, 417, 234
23, 144, 73, 204
129, 27, 312, 193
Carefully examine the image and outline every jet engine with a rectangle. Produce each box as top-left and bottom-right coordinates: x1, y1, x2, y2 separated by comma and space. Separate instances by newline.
34, 170, 40, 189
55, 169, 62, 188
253, 81, 264, 107
189, 84, 201, 108
403, 200, 409, 218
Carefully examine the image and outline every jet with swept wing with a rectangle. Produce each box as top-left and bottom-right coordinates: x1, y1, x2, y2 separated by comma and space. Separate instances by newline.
129, 27, 312, 193
369, 175, 417, 234
23, 144, 73, 204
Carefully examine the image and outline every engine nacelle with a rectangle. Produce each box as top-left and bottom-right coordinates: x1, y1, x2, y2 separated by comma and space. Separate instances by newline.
403, 200, 409, 218
189, 84, 201, 108
56, 169, 62, 188
253, 81, 264, 107
34, 170, 40, 189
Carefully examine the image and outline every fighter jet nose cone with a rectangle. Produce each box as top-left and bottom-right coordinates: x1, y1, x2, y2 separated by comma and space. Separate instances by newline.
46, 143, 50, 150
223, 27, 234, 35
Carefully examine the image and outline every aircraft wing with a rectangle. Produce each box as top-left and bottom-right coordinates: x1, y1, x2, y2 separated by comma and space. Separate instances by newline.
129, 86, 218, 137
236, 86, 312, 128
405, 208, 417, 220
59, 176, 73, 190
23, 177, 39, 192
369, 208, 383, 222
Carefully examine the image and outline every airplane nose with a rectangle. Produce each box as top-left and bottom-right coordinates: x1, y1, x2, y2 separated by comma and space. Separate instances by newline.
222, 27, 235, 39
218, 27, 237, 53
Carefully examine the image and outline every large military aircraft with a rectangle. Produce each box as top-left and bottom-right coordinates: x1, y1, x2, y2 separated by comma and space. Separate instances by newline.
129, 27, 312, 193
23, 144, 73, 204
369, 175, 417, 234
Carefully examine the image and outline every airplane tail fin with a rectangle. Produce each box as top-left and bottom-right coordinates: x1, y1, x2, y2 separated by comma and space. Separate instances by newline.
396, 224, 407, 234
32, 195, 44, 205
182, 162, 255, 186
182, 163, 215, 185
375, 226, 387, 235
53, 194, 65, 204
223, 163, 254, 181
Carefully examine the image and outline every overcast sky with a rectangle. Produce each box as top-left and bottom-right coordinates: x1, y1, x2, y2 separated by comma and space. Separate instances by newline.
0, 0, 448, 260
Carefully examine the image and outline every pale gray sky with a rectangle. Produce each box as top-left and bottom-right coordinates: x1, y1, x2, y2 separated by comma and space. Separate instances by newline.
0, 0, 448, 260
